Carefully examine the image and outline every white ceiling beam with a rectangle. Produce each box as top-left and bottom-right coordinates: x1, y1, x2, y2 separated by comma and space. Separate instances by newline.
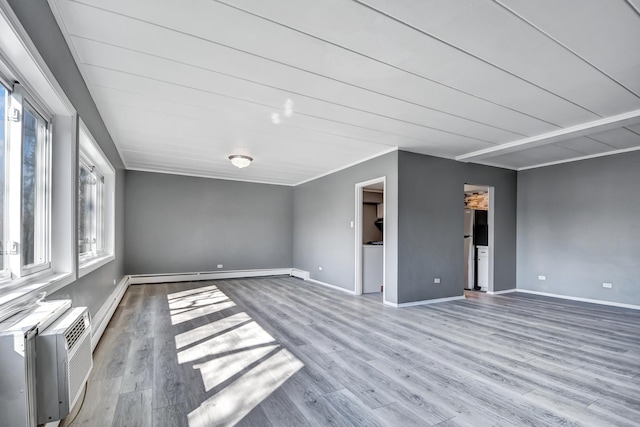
456, 109, 640, 162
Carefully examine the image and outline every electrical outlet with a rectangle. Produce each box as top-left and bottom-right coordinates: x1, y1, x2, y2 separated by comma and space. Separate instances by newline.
113, 279, 116, 285
602, 282, 612, 289
217, 264, 223, 269
538, 275, 546, 281
434, 278, 441, 284
318, 266, 323, 271
350, 221, 354, 228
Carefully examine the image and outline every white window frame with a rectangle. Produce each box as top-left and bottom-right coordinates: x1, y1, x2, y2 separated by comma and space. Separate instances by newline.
77, 120, 114, 277
0, 81, 9, 282
5, 84, 52, 280
78, 155, 103, 258
19, 96, 51, 276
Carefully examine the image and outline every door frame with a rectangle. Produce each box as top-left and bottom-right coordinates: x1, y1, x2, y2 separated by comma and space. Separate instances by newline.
487, 186, 495, 293
355, 176, 386, 299
464, 184, 495, 293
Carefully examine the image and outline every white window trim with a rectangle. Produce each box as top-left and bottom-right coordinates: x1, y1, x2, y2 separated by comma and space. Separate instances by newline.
77, 120, 114, 278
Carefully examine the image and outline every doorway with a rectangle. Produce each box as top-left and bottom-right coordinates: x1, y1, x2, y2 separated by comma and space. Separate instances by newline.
355, 177, 386, 301
463, 184, 495, 293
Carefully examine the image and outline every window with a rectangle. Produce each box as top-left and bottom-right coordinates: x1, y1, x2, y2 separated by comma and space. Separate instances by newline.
78, 157, 103, 258
0, 84, 6, 277
1, 7, 78, 314
0, 82, 52, 286
77, 122, 114, 273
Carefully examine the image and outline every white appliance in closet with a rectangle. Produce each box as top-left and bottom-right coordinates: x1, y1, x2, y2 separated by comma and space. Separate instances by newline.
463, 210, 474, 290
476, 246, 490, 291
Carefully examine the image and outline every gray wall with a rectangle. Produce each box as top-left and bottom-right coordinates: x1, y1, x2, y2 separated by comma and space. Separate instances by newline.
293, 151, 399, 302
125, 171, 293, 275
8, 0, 127, 317
397, 151, 517, 303
517, 151, 640, 306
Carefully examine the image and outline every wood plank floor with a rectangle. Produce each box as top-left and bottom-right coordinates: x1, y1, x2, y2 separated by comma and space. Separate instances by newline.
68, 277, 640, 427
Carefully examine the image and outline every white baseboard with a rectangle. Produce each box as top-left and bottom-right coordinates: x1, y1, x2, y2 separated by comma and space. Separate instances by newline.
307, 278, 356, 295
516, 289, 640, 311
385, 294, 466, 308
91, 276, 130, 351
487, 288, 517, 295
290, 268, 310, 280
129, 268, 293, 285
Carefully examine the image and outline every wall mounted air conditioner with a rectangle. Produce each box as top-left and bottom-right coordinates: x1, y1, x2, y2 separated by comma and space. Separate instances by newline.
36, 307, 93, 424
0, 300, 71, 427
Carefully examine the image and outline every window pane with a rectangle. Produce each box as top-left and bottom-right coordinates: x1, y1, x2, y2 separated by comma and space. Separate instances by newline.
0, 86, 6, 271
22, 108, 37, 265
78, 162, 91, 255
79, 160, 101, 257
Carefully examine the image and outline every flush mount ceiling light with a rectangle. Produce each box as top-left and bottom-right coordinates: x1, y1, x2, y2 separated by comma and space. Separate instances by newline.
228, 154, 253, 169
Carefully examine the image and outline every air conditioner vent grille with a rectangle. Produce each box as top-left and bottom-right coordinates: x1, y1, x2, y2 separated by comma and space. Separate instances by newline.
64, 316, 86, 350
67, 330, 91, 408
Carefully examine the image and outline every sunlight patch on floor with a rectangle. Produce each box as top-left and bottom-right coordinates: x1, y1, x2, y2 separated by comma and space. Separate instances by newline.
194, 343, 280, 391
175, 312, 251, 349
176, 320, 276, 364
167, 284, 304, 427
168, 285, 236, 325
187, 348, 303, 427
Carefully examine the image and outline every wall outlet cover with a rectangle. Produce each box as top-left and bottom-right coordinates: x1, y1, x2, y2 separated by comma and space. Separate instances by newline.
217, 264, 223, 269
602, 282, 612, 288
434, 278, 441, 284
318, 266, 323, 271
538, 275, 546, 281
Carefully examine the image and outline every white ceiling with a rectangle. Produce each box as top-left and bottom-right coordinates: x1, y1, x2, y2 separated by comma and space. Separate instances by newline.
48, 0, 640, 185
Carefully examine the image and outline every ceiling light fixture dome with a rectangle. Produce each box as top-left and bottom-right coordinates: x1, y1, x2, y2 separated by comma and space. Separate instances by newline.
229, 154, 253, 169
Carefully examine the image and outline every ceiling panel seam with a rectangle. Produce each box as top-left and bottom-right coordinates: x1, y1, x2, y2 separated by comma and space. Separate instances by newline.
494, 0, 640, 100
584, 135, 619, 150
95, 87, 400, 150
92, 84, 428, 150
624, 126, 640, 138
212, 0, 562, 128
70, 34, 527, 138
550, 143, 591, 156
67, 0, 562, 132
68, 0, 562, 133
82, 63, 497, 145
78, 56, 506, 143
126, 166, 299, 186
87, 69, 436, 147
73, 0, 560, 130
624, 0, 640, 18
353, 0, 603, 118
518, 146, 640, 171
90, 83, 404, 147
